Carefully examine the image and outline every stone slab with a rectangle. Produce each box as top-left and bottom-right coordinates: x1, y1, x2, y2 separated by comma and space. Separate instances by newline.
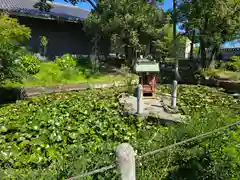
119, 94, 183, 123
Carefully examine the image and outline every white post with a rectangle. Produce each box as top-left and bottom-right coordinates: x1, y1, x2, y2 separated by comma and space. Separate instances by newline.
171, 80, 178, 107
116, 143, 136, 180
137, 84, 143, 114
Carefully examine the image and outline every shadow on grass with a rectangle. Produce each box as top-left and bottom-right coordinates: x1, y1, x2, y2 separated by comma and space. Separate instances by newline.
75, 55, 109, 79
157, 59, 200, 85
76, 55, 92, 70
0, 87, 27, 105
146, 115, 182, 126
75, 55, 125, 79
165, 153, 214, 180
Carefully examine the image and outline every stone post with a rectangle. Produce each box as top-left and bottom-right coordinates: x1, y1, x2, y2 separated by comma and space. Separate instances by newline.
116, 143, 136, 180
137, 84, 143, 114
171, 80, 178, 107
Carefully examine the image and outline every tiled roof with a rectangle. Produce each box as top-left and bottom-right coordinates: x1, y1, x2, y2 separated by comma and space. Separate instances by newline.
0, 0, 90, 21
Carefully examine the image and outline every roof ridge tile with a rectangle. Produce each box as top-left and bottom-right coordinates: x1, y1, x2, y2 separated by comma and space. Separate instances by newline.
0, 0, 90, 21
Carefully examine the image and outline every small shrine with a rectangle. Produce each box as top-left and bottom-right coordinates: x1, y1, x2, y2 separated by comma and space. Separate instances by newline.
118, 56, 182, 123
134, 57, 160, 98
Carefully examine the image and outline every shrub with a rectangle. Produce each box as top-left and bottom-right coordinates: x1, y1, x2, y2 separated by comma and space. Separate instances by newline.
0, 42, 23, 84
217, 60, 226, 69
219, 56, 240, 71
19, 54, 40, 75
40, 36, 48, 48
226, 56, 240, 71
40, 36, 48, 56
56, 53, 77, 70
120, 64, 131, 74
0, 14, 31, 44
0, 14, 31, 83
75, 55, 92, 71
61, 67, 80, 80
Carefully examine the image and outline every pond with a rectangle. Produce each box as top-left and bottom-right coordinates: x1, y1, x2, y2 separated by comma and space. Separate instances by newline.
0, 85, 239, 179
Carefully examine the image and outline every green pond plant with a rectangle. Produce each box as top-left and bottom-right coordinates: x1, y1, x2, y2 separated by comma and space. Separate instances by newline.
0, 85, 239, 179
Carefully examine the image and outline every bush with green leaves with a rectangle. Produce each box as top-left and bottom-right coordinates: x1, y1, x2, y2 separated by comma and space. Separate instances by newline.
55, 53, 77, 71
218, 56, 240, 72
0, 42, 24, 84
0, 14, 31, 83
40, 36, 48, 56
226, 56, 240, 71
19, 54, 40, 75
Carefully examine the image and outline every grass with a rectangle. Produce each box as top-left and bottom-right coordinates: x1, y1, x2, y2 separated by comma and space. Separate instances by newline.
202, 68, 240, 81
5, 62, 136, 88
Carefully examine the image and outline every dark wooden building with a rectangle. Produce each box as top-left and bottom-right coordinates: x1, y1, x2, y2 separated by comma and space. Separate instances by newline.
0, 0, 93, 59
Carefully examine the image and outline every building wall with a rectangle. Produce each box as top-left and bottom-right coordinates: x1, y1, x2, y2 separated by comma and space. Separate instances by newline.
16, 16, 92, 59
206, 48, 240, 60
184, 38, 192, 59
184, 43, 240, 60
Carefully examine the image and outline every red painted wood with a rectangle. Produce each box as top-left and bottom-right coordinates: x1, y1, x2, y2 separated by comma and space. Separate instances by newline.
140, 73, 157, 96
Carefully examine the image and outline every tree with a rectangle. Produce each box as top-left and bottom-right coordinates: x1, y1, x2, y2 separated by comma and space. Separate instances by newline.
151, 24, 188, 61
84, 0, 167, 67
34, 0, 164, 13
172, 0, 182, 81
35, 0, 167, 69
0, 14, 31, 84
177, 0, 240, 68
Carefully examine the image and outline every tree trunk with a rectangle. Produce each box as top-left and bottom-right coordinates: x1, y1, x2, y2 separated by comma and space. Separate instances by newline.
209, 44, 219, 68
197, 46, 201, 70
149, 39, 153, 55
43, 46, 47, 57
91, 34, 101, 72
124, 45, 134, 68
124, 45, 129, 65
150, 0, 156, 6
173, 0, 180, 81
87, 0, 99, 12
200, 36, 207, 68
189, 30, 195, 60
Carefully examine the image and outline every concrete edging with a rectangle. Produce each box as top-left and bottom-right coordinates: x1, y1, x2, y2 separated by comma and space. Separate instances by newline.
24, 79, 139, 97
202, 77, 240, 93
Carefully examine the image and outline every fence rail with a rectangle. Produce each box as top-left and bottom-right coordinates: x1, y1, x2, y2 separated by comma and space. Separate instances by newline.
67, 164, 115, 180
66, 120, 240, 180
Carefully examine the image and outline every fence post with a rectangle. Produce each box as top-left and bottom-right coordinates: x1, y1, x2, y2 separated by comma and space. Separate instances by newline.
116, 143, 136, 180
171, 80, 178, 107
137, 84, 143, 114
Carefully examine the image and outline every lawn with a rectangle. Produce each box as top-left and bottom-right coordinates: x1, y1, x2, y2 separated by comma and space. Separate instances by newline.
4, 62, 135, 88
0, 84, 239, 179
203, 68, 240, 81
